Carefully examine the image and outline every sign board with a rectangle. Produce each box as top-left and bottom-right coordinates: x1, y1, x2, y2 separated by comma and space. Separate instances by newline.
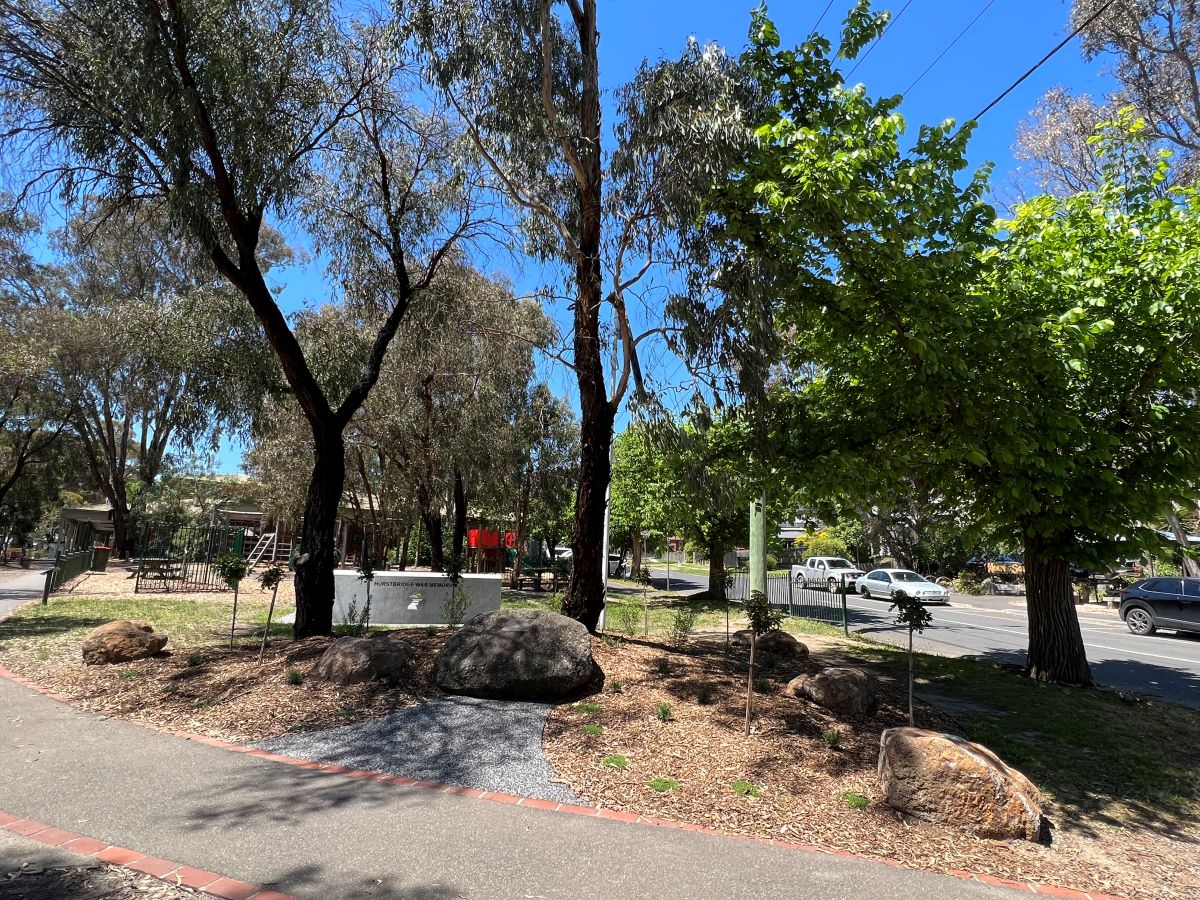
332, 570, 502, 626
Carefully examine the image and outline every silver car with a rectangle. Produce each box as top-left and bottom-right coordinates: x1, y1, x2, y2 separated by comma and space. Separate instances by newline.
855, 568, 949, 603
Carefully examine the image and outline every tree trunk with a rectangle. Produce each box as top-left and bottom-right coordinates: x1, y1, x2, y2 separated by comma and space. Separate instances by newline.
560, 0, 610, 634
293, 428, 345, 638
511, 460, 533, 588
631, 531, 643, 578
110, 501, 128, 559
422, 509, 446, 572
1166, 514, 1199, 577
707, 539, 726, 603
451, 468, 468, 567
1023, 533, 1093, 686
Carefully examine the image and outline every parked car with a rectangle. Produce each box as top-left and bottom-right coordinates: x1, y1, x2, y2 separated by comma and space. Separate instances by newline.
855, 568, 949, 603
793, 557, 865, 592
1119, 577, 1200, 636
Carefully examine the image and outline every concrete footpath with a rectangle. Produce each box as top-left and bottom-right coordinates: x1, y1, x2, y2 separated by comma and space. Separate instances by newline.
0, 677, 1012, 900
0, 568, 47, 619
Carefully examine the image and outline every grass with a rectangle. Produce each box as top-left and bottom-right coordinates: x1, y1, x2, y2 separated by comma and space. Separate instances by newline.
603, 754, 628, 770
850, 640, 1200, 833
648, 777, 679, 793
575, 702, 604, 714
580, 723, 605, 736
0, 593, 293, 655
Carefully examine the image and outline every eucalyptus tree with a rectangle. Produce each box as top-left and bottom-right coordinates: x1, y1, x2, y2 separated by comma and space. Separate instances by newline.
515, 384, 579, 577
404, 0, 751, 628
0, 2, 487, 634
49, 205, 270, 557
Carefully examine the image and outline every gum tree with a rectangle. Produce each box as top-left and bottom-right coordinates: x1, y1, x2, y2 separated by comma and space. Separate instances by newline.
405, 0, 750, 629
0, 3, 484, 634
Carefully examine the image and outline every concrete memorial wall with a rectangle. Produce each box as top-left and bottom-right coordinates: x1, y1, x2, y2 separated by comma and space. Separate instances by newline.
332, 570, 502, 626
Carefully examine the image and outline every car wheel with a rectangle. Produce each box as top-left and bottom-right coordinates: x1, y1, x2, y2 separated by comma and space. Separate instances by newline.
860, 585, 871, 597
1125, 606, 1156, 636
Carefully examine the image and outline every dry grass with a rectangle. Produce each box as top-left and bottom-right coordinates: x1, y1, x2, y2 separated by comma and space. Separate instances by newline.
544, 635, 1200, 900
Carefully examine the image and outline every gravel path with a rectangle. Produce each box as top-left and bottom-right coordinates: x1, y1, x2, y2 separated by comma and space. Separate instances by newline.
255, 696, 582, 804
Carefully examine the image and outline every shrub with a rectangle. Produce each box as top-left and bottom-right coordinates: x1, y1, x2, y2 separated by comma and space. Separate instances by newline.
823, 728, 842, 748
338, 706, 358, 719
695, 684, 714, 705
951, 572, 985, 595
161, 683, 177, 695
608, 678, 624, 694
655, 658, 671, 676
603, 754, 628, 770
732, 779, 762, 798
424, 625, 439, 636
753, 677, 771, 694
185, 653, 203, 667
119, 669, 138, 679
667, 605, 699, 648
648, 777, 679, 793
655, 702, 673, 722
581, 724, 605, 736
285, 668, 304, 686
843, 791, 870, 810
607, 602, 640, 636
575, 701, 604, 714
443, 586, 470, 628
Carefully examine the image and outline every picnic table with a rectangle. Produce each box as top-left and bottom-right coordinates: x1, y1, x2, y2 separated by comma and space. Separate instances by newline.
515, 567, 562, 592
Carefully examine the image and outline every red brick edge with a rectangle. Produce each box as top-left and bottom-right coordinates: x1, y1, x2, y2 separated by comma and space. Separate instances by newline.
0, 661, 1127, 900
0, 810, 294, 900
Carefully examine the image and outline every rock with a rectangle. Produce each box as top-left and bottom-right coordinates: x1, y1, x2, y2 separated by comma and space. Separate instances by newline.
314, 632, 414, 684
878, 727, 1044, 841
433, 609, 600, 701
785, 666, 877, 719
730, 629, 808, 657
81, 621, 168, 665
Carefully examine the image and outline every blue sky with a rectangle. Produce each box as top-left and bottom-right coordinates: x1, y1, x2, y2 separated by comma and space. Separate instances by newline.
214, 0, 1113, 473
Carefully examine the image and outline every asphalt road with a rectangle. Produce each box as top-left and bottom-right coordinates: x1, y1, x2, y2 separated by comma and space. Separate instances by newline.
0, 567, 48, 619
651, 568, 1200, 709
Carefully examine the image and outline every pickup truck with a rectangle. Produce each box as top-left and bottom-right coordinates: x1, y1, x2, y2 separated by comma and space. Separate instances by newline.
792, 556, 865, 592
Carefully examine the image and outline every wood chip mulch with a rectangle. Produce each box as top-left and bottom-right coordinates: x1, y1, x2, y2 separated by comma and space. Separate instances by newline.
0, 629, 450, 743
543, 635, 1200, 900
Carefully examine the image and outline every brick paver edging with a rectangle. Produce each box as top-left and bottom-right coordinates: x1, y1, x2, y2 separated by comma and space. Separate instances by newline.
0, 657, 1128, 900
0, 809, 295, 900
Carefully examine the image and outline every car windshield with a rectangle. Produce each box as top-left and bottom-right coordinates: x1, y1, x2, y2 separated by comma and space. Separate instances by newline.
891, 571, 927, 583
826, 559, 854, 568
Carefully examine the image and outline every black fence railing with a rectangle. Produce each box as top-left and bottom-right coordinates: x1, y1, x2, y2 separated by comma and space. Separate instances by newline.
41, 548, 94, 602
728, 568, 849, 631
134, 526, 245, 593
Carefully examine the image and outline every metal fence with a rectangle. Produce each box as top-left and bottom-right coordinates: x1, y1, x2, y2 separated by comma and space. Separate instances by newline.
41, 548, 94, 602
728, 568, 849, 631
134, 526, 245, 593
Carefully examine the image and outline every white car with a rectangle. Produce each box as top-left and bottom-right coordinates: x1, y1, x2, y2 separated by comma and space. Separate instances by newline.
793, 557, 865, 592
855, 568, 949, 603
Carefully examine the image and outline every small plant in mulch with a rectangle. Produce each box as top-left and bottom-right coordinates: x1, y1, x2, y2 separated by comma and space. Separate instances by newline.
581, 723, 605, 736
842, 791, 870, 810
655, 702, 673, 722
695, 684, 714, 705
575, 702, 604, 714
603, 754, 628, 770
648, 777, 679, 793
890, 592, 934, 727
823, 728, 842, 749
732, 779, 762, 798
608, 678, 624, 693
743, 589, 785, 736
185, 652, 203, 668
655, 658, 672, 676
119, 669, 138, 679
257, 565, 286, 662
424, 625, 439, 636
753, 677, 772, 694
161, 683, 178, 695
285, 667, 304, 686
338, 706, 359, 719
214, 553, 250, 650
667, 605, 699, 648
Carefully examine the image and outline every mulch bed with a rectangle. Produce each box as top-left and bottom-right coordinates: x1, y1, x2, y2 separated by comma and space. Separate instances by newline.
2, 859, 195, 899
0, 629, 450, 743
543, 634, 1200, 900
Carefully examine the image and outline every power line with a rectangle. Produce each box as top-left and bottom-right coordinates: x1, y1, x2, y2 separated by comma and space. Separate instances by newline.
904, 0, 999, 96
846, 0, 916, 78
809, 0, 837, 36
971, 0, 1119, 121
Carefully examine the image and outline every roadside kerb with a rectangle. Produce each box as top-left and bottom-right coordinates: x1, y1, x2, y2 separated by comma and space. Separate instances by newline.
0, 810, 295, 900
0, 657, 1128, 900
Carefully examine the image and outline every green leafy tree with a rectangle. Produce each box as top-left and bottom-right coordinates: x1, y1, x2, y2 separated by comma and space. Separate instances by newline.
0, 2, 485, 636
407, 0, 750, 630
257, 565, 286, 663
890, 593, 933, 726
215, 553, 250, 650
609, 426, 669, 577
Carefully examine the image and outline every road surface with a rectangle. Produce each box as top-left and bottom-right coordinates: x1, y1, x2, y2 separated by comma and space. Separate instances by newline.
651, 567, 1200, 709
0, 567, 49, 619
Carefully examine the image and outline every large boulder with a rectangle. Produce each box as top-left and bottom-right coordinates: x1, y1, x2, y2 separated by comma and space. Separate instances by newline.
314, 632, 414, 684
82, 621, 168, 665
785, 666, 876, 720
878, 727, 1044, 841
433, 609, 600, 701
730, 629, 808, 658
